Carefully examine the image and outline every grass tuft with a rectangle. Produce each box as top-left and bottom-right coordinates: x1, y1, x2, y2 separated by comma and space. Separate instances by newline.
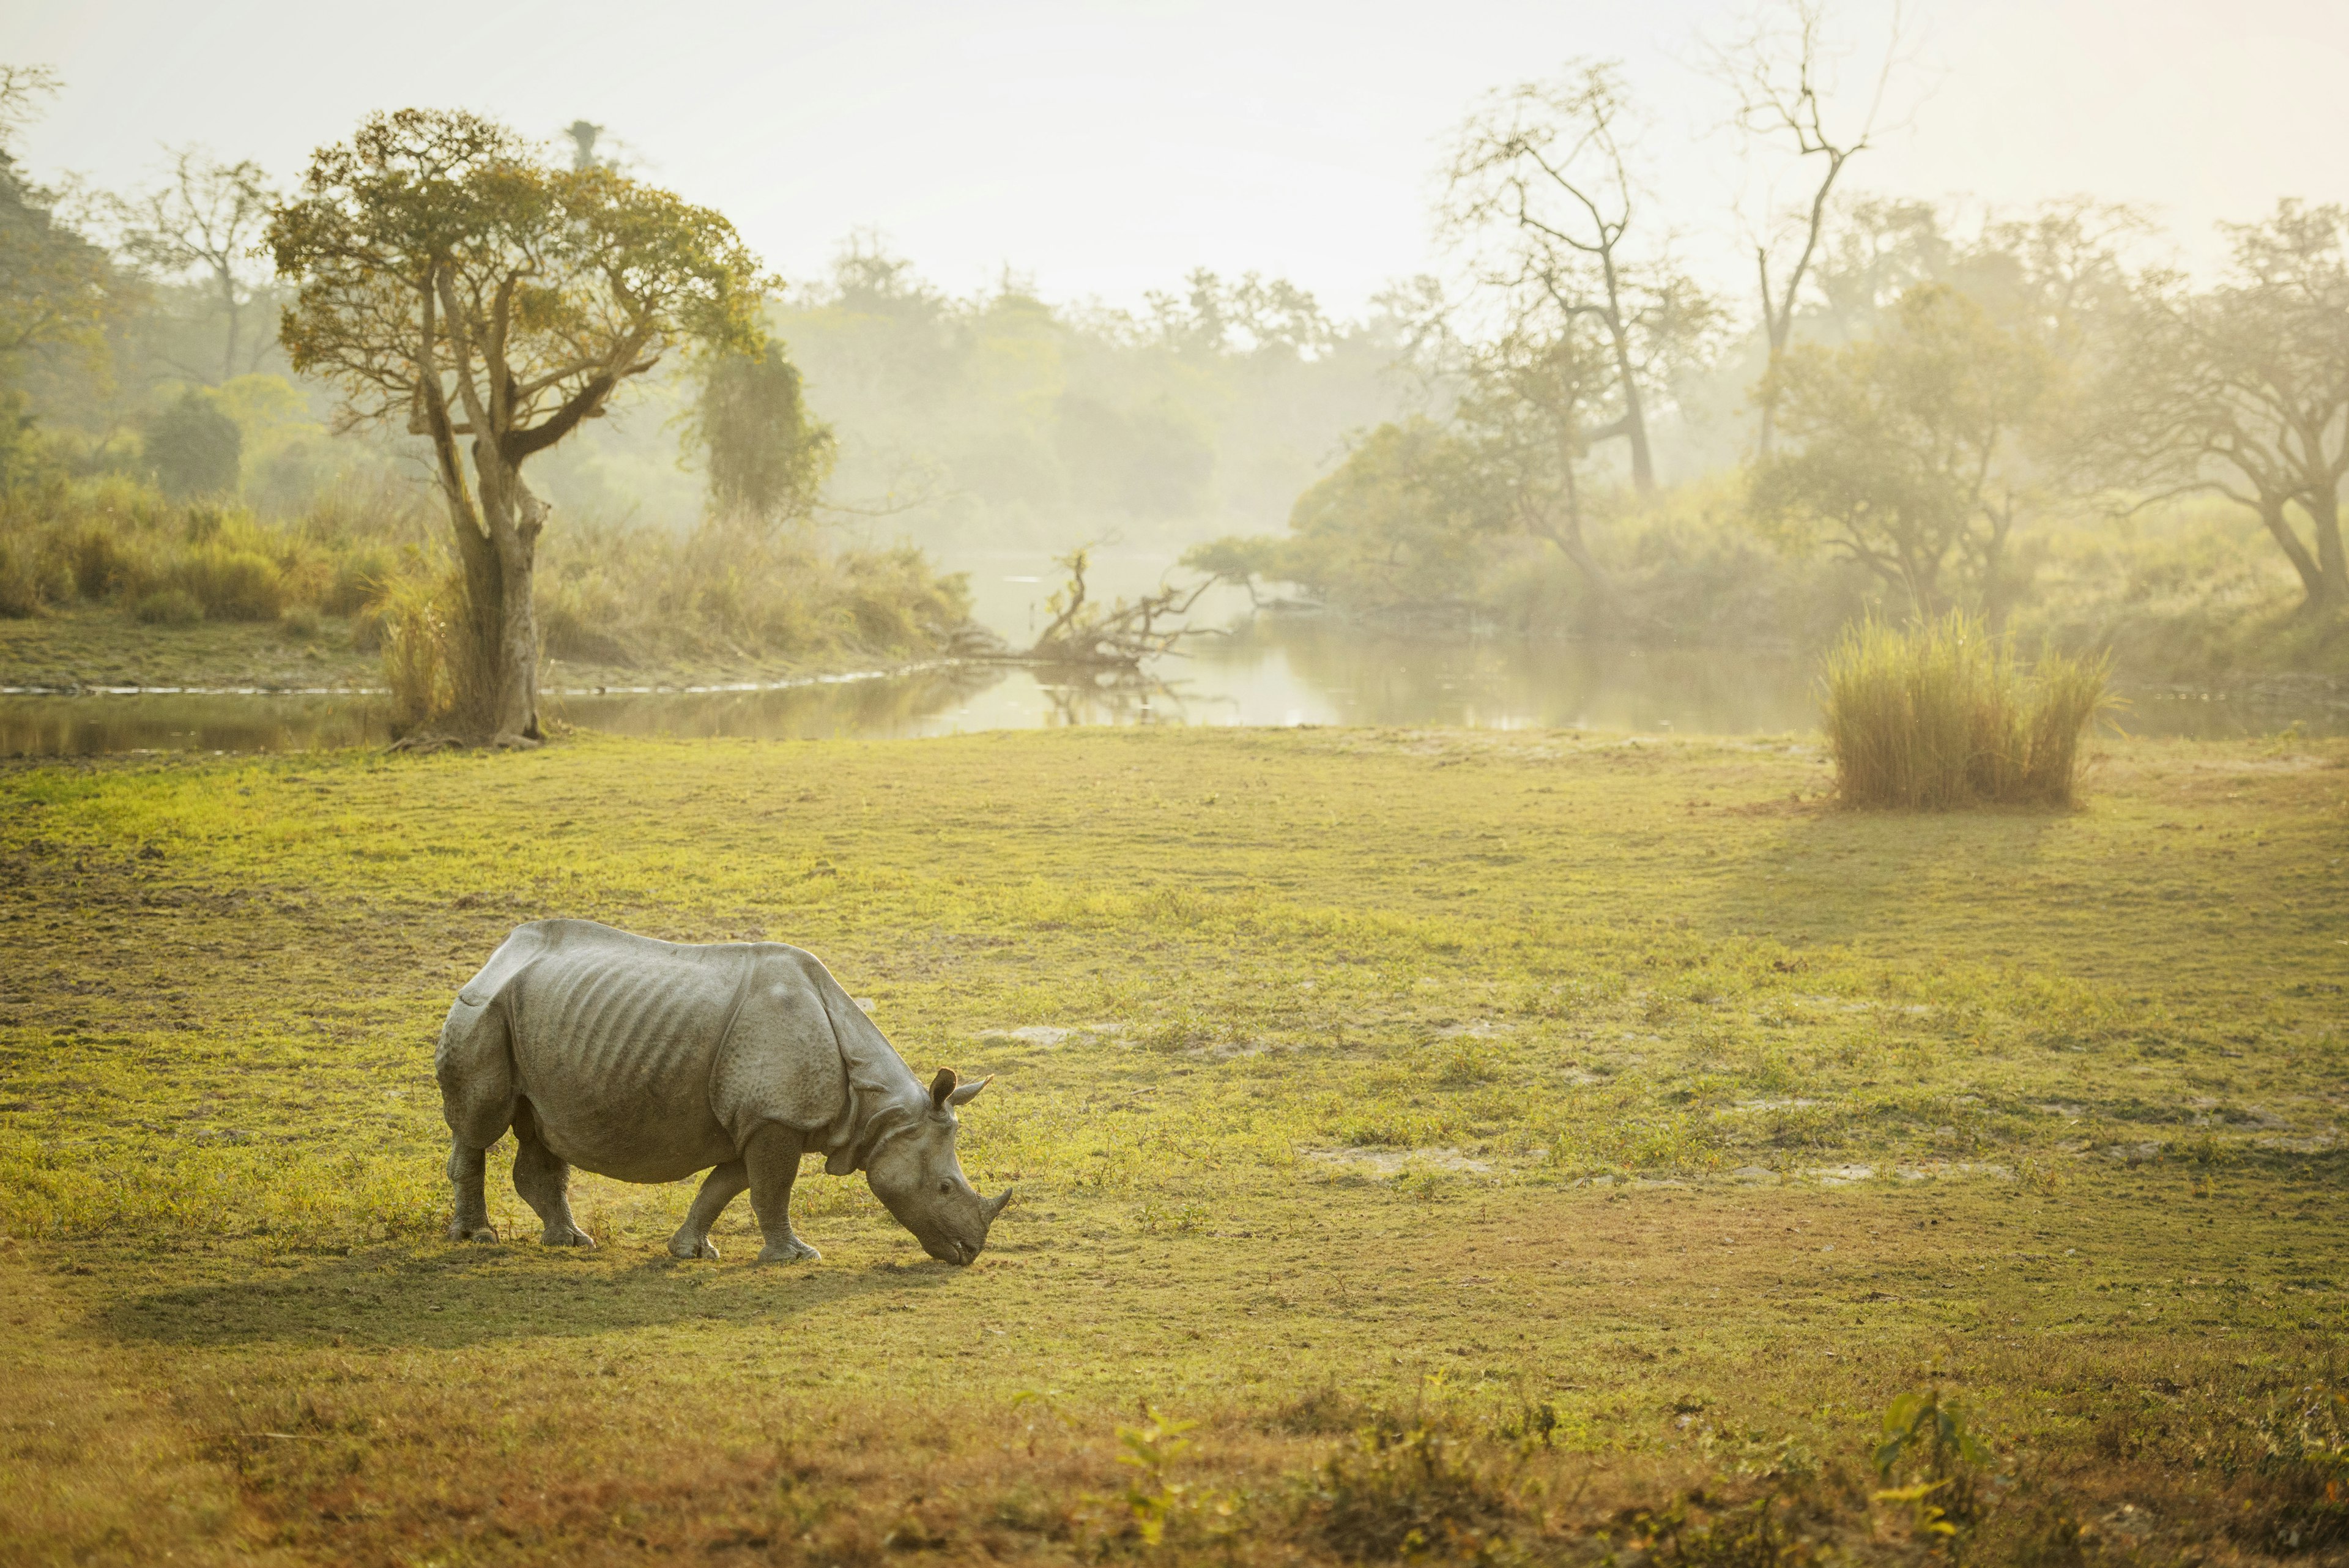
1820, 614, 2112, 809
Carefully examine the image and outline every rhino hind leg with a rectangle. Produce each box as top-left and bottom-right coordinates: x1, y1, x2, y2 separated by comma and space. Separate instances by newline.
446, 1139, 498, 1243
511, 1101, 595, 1249
437, 987, 518, 1243
745, 1123, 820, 1263
668, 1161, 748, 1260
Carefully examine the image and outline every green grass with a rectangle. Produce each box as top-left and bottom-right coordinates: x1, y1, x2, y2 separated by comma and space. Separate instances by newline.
1, 727, 2344, 1564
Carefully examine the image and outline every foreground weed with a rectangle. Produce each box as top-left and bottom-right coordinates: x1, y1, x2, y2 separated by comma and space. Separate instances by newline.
1114, 1403, 1214, 1547
1631, 1490, 1815, 1568
1301, 1416, 1516, 1561
1872, 1389, 1993, 1538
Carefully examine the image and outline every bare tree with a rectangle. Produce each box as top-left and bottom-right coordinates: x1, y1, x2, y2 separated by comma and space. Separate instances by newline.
116, 146, 276, 384
1443, 61, 1671, 494
1710, 0, 1906, 458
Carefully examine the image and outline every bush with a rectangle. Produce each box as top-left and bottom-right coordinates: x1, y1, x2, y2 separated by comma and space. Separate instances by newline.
173, 544, 284, 622
0, 538, 58, 617
1822, 615, 2110, 809
133, 588, 204, 626
67, 525, 149, 600
377, 576, 450, 737
1299, 1419, 1515, 1560
280, 604, 322, 639
322, 544, 398, 616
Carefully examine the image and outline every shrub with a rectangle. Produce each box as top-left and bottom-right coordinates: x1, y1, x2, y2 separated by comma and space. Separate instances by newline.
280, 604, 322, 639
0, 538, 58, 617
1821, 614, 2110, 809
133, 588, 204, 626
67, 525, 149, 600
322, 544, 398, 616
376, 576, 451, 736
1299, 1419, 1515, 1560
173, 544, 284, 621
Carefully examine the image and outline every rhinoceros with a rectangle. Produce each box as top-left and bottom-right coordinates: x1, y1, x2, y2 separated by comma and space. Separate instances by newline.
435, 918, 1011, 1264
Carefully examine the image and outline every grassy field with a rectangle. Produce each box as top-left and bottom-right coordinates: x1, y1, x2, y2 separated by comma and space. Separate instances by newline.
1, 726, 2344, 1566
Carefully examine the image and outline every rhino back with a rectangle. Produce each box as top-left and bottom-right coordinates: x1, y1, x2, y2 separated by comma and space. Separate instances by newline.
503, 922, 747, 1182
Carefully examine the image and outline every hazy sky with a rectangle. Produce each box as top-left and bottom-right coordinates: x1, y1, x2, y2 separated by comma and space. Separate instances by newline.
7, 0, 2344, 317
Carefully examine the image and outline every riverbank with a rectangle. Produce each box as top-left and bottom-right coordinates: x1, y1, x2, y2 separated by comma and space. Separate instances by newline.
0, 603, 981, 697
2, 728, 2342, 1564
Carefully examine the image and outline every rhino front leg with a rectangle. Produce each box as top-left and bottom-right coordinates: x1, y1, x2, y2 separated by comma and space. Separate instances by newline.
744, 1123, 820, 1263
446, 1137, 498, 1243
668, 1161, 748, 1260
511, 1102, 595, 1249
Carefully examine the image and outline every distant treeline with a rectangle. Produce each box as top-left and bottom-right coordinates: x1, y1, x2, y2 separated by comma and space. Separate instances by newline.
3, 46, 2345, 688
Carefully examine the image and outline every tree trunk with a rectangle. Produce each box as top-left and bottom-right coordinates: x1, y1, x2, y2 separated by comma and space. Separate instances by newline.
1754, 251, 1785, 463
2258, 495, 2333, 610
1545, 431, 1611, 609
1598, 259, 1655, 495
2302, 485, 2348, 609
440, 444, 546, 745
478, 453, 544, 745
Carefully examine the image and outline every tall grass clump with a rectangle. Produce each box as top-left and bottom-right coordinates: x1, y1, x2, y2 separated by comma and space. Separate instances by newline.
1822, 614, 2111, 809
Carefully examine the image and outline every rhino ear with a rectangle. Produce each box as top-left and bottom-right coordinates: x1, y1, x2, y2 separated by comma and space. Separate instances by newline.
929, 1068, 957, 1111
948, 1076, 990, 1107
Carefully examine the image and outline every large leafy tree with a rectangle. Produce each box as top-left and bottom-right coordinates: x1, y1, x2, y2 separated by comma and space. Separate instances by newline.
2078, 202, 2349, 613
1748, 283, 2051, 619
269, 108, 768, 743
0, 67, 119, 385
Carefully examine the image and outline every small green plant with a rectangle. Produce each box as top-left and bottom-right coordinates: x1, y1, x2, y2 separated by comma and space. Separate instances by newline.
1438, 1039, 1495, 1086
132, 587, 204, 626
1874, 1389, 1992, 1482
1872, 1389, 1992, 1537
1116, 1403, 1198, 1546
1137, 1199, 1210, 1234
1821, 614, 2111, 809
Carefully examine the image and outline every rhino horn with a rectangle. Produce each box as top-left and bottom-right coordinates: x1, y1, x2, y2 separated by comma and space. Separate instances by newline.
983, 1187, 1014, 1224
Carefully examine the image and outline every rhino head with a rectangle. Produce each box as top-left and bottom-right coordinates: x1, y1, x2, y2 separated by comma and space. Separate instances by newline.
866, 1068, 1013, 1265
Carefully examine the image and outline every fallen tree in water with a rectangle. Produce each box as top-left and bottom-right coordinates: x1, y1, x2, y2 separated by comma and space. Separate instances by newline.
1018, 546, 1215, 671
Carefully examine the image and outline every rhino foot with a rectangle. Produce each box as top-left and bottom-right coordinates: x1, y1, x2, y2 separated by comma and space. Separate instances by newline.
448, 1221, 500, 1244
667, 1235, 721, 1261
541, 1225, 596, 1249
755, 1237, 821, 1265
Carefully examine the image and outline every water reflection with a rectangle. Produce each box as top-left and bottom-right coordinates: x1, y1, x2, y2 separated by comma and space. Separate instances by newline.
2, 617, 2340, 757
